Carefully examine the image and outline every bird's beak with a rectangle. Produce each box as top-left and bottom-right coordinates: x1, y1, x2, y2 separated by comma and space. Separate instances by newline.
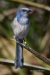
28, 9, 32, 13
27, 9, 32, 14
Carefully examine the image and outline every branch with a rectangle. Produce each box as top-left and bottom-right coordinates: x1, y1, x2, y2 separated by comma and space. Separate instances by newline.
11, 39, 50, 66
0, 8, 17, 21
10, 0, 50, 11
0, 59, 50, 71
3, 8, 17, 16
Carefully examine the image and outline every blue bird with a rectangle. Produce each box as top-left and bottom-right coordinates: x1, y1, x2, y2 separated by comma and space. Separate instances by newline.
12, 7, 31, 68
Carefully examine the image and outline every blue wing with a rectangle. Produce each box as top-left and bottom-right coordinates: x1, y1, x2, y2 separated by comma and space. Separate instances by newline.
26, 19, 29, 25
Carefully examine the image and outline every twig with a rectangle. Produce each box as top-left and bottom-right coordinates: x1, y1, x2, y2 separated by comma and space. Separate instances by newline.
10, 0, 50, 11
11, 39, 50, 66
0, 59, 50, 71
0, 8, 17, 21
3, 8, 17, 16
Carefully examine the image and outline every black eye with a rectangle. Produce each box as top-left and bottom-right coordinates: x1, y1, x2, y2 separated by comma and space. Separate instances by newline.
22, 10, 26, 12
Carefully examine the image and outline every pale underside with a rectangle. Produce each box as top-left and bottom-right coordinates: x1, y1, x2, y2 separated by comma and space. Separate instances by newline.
12, 18, 29, 39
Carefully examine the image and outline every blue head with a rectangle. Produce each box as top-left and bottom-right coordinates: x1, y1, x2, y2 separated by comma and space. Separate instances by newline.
16, 7, 31, 18
16, 8, 31, 25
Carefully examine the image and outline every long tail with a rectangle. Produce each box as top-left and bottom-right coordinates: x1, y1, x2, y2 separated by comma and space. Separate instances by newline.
15, 38, 23, 68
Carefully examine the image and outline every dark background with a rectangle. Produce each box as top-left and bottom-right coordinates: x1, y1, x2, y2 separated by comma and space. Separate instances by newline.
0, 0, 50, 75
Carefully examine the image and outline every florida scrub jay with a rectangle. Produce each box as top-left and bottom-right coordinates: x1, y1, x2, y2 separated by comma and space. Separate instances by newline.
11, 7, 31, 68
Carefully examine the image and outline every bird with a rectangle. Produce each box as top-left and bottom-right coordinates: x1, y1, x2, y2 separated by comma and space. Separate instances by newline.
11, 7, 31, 68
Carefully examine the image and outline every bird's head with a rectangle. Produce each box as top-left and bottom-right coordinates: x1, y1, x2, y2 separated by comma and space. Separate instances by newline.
16, 7, 31, 19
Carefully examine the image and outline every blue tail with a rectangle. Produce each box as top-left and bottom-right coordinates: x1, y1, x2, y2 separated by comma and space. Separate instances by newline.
15, 38, 23, 68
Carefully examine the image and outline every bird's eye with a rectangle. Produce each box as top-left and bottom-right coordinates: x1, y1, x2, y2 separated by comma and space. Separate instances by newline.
22, 10, 26, 12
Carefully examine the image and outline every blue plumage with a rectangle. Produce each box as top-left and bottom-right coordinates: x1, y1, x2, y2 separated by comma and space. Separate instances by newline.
16, 8, 30, 25
12, 7, 31, 68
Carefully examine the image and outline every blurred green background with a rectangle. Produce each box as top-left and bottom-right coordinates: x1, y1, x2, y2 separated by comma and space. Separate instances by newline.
0, 0, 50, 75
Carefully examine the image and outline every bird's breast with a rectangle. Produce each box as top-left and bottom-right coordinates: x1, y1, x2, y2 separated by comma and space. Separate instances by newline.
19, 17, 28, 25
12, 18, 29, 39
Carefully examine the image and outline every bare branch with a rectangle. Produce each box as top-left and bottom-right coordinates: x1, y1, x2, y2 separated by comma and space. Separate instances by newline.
10, 0, 50, 11
0, 8, 17, 21
11, 39, 50, 66
0, 59, 50, 71
3, 8, 17, 16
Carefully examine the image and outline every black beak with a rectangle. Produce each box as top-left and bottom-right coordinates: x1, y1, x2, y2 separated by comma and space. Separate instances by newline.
28, 10, 31, 13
